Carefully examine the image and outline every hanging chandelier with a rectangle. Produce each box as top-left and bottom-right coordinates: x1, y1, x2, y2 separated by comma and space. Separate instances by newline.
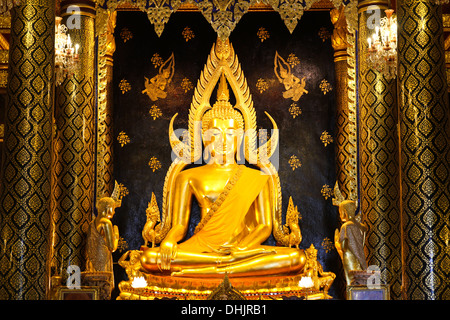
367, 9, 397, 80
55, 16, 79, 86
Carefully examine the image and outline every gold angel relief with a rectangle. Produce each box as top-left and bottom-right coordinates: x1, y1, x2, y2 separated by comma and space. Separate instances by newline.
274, 51, 308, 102
118, 38, 335, 299
142, 52, 175, 101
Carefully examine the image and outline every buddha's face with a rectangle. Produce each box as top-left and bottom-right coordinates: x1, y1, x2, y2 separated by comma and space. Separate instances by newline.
338, 205, 348, 222
204, 118, 239, 164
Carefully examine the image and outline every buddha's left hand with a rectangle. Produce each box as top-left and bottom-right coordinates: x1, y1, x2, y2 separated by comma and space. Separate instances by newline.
215, 245, 276, 258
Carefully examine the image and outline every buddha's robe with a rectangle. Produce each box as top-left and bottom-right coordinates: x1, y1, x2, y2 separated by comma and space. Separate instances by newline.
179, 166, 269, 253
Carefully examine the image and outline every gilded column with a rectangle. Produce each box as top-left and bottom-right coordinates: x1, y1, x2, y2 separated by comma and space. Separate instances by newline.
96, 10, 116, 199
357, 0, 402, 299
50, 0, 96, 276
0, 0, 55, 299
397, 0, 450, 300
331, 5, 356, 200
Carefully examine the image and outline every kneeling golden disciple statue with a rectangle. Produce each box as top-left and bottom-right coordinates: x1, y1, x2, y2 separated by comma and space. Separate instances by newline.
118, 39, 335, 300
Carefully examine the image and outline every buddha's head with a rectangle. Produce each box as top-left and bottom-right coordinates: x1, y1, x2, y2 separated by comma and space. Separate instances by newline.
97, 197, 117, 219
201, 73, 244, 164
338, 200, 357, 222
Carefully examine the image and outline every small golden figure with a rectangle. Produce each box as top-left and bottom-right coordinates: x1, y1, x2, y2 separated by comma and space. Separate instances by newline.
86, 182, 122, 273
142, 53, 175, 101
283, 196, 302, 248
303, 244, 336, 294
334, 199, 368, 286
142, 192, 161, 247
274, 51, 308, 102
118, 250, 144, 280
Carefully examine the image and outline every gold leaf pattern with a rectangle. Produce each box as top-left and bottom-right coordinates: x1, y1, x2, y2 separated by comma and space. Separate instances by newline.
289, 103, 302, 119
117, 236, 129, 253
118, 79, 131, 94
320, 131, 334, 146
287, 53, 300, 68
182, 26, 195, 42
117, 131, 130, 147
149, 105, 162, 120
257, 27, 270, 42
288, 155, 302, 171
118, 183, 129, 198
321, 237, 334, 253
120, 27, 133, 43
181, 77, 193, 93
321, 184, 333, 200
151, 53, 164, 68
256, 78, 269, 93
318, 27, 331, 42
148, 156, 162, 172
319, 79, 332, 95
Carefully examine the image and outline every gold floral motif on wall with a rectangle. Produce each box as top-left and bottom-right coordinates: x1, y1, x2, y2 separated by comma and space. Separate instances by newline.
181, 77, 193, 93
142, 53, 175, 101
256, 78, 269, 93
288, 155, 302, 171
289, 103, 302, 119
321, 237, 334, 253
149, 105, 163, 120
120, 27, 133, 43
182, 26, 195, 42
151, 53, 164, 68
119, 79, 131, 94
321, 184, 333, 200
320, 131, 333, 146
274, 51, 308, 102
148, 156, 162, 172
117, 131, 130, 147
319, 79, 332, 95
118, 183, 129, 198
257, 27, 270, 42
287, 53, 300, 68
117, 236, 129, 253
318, 27, 331, 42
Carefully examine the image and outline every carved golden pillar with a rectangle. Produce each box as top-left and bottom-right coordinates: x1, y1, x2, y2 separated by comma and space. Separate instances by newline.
397, 0, 450, 300
357, 0, 402, 299
0, 0, 55, 299
50, 0, 96, 276
331, 6, 356, 200
0, 15, 9, 94
96, 10, 116, 199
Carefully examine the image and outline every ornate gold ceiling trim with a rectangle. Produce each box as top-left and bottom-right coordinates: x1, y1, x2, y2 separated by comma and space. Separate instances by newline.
104, 0, 344, 39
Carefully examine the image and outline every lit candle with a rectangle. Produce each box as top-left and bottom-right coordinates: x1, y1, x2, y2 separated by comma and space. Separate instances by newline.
75, 44, 79, 55
368, 37, 372, 48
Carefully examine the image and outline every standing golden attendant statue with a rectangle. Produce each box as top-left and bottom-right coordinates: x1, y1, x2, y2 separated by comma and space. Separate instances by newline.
333, 183, 368, 286
86, 181, 122, 273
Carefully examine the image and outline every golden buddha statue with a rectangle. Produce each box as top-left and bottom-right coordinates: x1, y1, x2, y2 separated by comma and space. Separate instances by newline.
140, 72, 306, 277
118, 38, 335, 299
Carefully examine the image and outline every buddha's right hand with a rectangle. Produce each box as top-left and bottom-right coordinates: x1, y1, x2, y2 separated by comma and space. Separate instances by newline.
159, 238, 177, 270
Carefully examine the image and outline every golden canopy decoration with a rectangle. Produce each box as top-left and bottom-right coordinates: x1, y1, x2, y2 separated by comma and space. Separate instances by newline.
91, 0, 359, 40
